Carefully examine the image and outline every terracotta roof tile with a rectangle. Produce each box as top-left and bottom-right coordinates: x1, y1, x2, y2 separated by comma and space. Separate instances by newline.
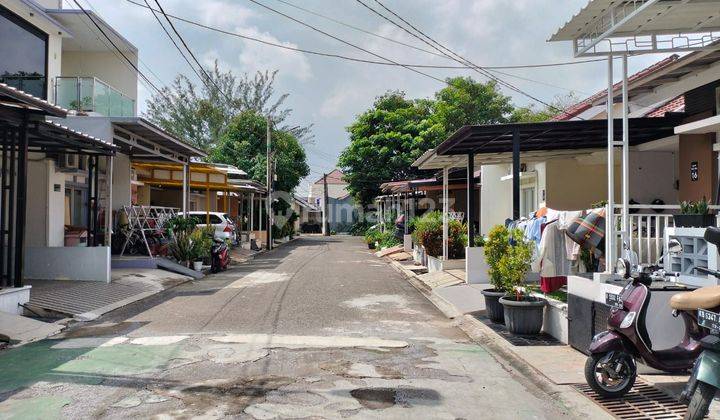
552, 54, 680, 121
646, 95, 685, 117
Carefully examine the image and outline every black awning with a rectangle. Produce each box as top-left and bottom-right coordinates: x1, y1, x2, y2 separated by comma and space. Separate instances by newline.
0, 82, 67, 118
436, 115, 683, 156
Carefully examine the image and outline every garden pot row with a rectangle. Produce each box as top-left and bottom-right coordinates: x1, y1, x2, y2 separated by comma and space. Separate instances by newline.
481, 288, 547, 335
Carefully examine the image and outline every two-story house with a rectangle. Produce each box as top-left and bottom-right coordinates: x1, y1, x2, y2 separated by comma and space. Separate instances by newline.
0, 0, 204, 303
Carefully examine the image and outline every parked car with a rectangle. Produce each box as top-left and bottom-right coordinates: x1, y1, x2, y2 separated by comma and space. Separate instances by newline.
179, 211, 237, 243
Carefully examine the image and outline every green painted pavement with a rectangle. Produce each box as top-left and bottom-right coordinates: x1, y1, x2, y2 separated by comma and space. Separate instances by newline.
0, 340, 184, 395
0, 396, 71, 420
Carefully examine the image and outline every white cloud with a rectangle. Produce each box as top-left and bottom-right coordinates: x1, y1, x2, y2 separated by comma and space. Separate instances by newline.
234, 27, 313, 81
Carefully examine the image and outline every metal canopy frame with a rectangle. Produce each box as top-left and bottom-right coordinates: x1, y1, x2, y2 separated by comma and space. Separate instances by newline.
0, 90, 116, 288
551, 0, 720, 57
435, 116, 681, 156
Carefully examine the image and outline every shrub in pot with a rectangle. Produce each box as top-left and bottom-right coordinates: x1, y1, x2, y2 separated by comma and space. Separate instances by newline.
481, 225, 512, 322
364, 228, 382, 249
497, 230, 546, 335
411, 211, 465, 259
674, 198, 714, 228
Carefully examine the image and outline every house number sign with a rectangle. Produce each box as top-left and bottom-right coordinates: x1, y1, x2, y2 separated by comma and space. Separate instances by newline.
690, 161, 699, 182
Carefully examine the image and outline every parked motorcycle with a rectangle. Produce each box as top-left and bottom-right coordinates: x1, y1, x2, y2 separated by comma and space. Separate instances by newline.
679, 227, 720, 419
584, 240, 711, 398
211, 238, 229, 273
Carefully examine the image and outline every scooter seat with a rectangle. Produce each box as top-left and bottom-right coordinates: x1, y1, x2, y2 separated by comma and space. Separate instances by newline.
670, 286, 720, 310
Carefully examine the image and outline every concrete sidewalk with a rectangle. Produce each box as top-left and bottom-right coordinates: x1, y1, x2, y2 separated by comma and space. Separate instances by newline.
27, 268, 192, 321
386, 254, 720, 419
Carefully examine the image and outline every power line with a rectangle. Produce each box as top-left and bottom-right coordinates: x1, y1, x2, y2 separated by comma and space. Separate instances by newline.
71, 0, 166, 98
74, 0, 170, 101
151, 0, 234, 103
243, 0, 448, 84
79, 0, 168, 90
271, 0, 448, 60
125, 0, 607, 71
360, 0, 579, 117
143, 0, 207, 86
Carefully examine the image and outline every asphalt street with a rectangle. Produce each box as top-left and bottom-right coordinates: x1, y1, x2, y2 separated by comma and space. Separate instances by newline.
0, 236, 595, 419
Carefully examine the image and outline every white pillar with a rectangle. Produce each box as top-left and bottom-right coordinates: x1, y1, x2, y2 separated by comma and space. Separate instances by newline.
442, 167, 449, 261
621, 54, 630, 253
105, 155, 114, 246
182, 162, 188, 215
606, 55, 616, 270
250, 192, 255, 232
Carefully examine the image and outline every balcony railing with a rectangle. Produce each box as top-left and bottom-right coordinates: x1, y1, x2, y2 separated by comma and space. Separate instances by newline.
54, 77, 135, 117
610, 204, 720, 265
0, 75, 46, 99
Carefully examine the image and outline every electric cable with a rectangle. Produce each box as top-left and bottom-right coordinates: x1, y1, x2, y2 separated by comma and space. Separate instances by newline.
124, 0, 607, 71
151, 0, 234, 103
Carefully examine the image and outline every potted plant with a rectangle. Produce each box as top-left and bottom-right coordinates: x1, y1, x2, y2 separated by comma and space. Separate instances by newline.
498, 229, 546, 335
482, 225, 512, 322
364, 228, 381, 249
169, 230, 194, 267
190, 228, 213, 271
674, 198, 714, 228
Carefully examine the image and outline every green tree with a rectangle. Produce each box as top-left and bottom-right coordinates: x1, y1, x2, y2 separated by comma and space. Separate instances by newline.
209, 111, 309, 193
144, 62, 311, 151
433, 77, 515, 134
338, 91, 445, 206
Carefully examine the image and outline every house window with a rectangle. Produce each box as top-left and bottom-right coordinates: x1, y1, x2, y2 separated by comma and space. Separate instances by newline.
520, 186, 536, 218
64, 187, 87, 227
0, 5, 48, 98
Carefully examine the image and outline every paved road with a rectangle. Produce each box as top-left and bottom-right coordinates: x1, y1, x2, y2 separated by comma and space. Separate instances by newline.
0, 236, 587, 419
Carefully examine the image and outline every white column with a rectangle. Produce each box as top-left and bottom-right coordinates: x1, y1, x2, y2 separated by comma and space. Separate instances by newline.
606, 55, 616, 270
105, 155, 114, 246
621, 54, 630, 253
182, 162, 188, 215
442, 167, 449, 261
250, 192, 255, 232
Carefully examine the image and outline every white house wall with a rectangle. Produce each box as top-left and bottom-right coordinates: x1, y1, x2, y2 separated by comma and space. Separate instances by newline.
480, 164, 512, 234
112, 153, 131, 211
61, 51, 138, 107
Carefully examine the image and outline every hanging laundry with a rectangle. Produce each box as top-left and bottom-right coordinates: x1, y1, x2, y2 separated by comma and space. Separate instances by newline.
531, 220, 572, 277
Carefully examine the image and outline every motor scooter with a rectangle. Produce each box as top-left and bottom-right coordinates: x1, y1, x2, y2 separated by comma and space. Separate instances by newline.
584, 240, 711, 398
679, 227, 720, 419
211, 238, 229, 273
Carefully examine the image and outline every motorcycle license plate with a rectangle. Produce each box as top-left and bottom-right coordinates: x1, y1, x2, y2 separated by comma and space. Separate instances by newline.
698, 309, 720, 331
606, 292, 623, 309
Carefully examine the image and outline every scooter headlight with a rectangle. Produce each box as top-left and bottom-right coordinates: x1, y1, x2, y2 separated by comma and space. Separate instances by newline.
620, 311, 636, 329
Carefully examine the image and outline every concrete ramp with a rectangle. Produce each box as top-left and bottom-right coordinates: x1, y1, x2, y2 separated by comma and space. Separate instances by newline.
0, 311, 64, 344
156, 257, 204, 279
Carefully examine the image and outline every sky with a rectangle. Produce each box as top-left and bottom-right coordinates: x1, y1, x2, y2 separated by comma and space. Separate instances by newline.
76, 0, 671, 197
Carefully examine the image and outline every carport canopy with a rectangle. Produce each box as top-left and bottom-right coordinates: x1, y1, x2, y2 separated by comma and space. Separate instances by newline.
415, 115, 682, 169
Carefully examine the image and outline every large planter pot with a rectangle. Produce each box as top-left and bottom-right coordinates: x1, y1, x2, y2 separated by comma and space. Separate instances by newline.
500, 296, 547, 335
481, 289, 506, 323
673, 214, 715, 228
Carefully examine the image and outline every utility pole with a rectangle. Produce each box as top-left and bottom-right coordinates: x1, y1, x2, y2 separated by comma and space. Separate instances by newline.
323, 173, 330, 236
266, 115, 273, 250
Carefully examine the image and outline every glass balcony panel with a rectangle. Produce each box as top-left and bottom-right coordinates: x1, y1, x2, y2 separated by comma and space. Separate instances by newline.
79, 77, 94, 112
54, 76, 134, 117
55, 78, 78, 111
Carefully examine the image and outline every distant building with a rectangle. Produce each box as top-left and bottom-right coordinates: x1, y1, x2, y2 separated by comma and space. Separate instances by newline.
307, 169, 358, 232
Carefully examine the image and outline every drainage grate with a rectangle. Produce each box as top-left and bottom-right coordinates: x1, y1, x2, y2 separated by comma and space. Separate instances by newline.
573, 379, 688, 419
474, 315, 563, 346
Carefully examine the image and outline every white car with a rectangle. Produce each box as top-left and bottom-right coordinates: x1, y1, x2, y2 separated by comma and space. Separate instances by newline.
179, 211, 237, 243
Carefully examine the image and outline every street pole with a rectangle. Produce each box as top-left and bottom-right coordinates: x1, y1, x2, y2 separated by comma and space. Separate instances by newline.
323, 173, 330, 236
266, 115, 273, 250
